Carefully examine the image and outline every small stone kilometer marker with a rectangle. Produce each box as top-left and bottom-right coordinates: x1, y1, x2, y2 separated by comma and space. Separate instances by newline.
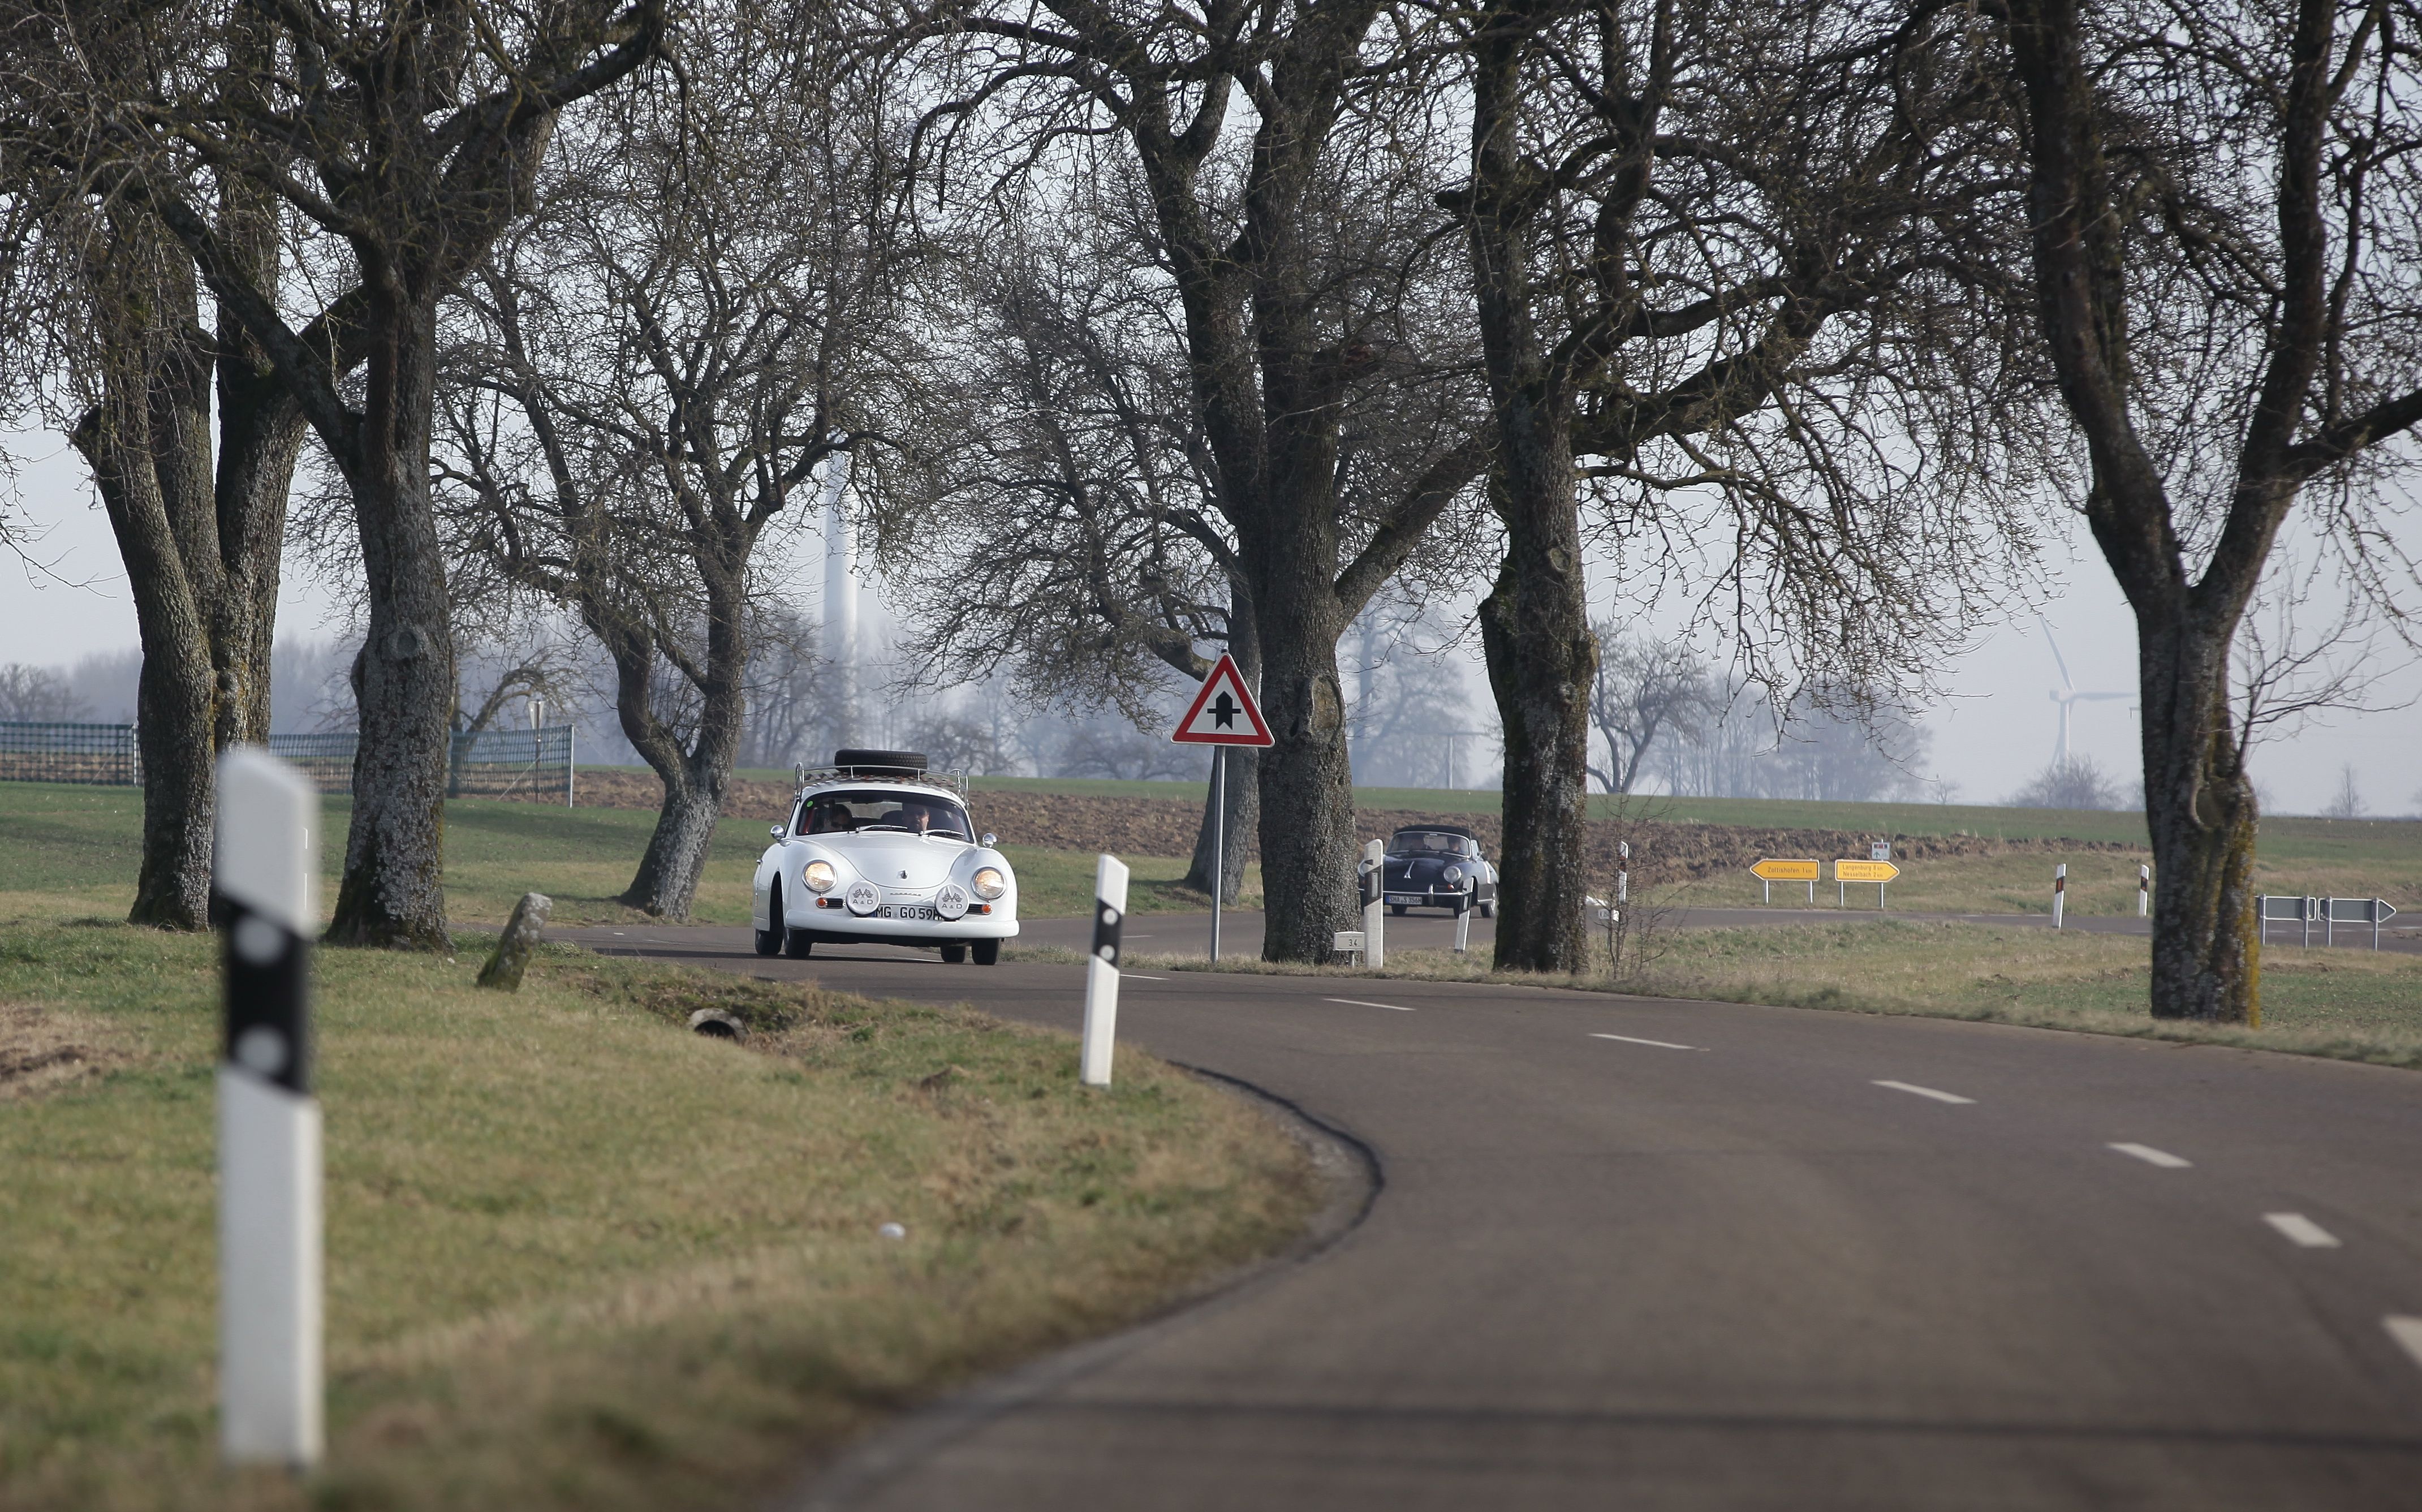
1081, 854, 1129, 1086
2053, 863, 2067, 929
214, 748, 323, 1469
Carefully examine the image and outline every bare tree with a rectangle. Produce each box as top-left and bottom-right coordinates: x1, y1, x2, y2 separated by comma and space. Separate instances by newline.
891, 218, 1269, 902
2324, 764, 2366, 820
0, 663, 89, 721
1441, 0, 2053, 968
897, 0, 1496, 960
2, 5, 326, 927
1585, 627, 1713, 793
12, 0, 667, 946
1998, 0, 2422, 1020
2007, 756, 2124, 811
438, 3, 905, 918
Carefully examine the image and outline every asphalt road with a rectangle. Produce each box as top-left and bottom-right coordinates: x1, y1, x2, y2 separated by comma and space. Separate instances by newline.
564, 922, 2422, 1509
1010, 903, 2422, 959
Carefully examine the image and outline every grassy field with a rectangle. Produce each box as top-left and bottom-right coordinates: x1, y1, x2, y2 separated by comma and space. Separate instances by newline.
1150, 919, 2422, 1069
0, 785, 1256, 929
0, 914, 1316, 1511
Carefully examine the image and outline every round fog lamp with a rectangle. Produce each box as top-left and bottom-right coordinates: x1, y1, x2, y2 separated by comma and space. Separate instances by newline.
803, 859, 837, 893
844, 880, 881, 916
971, 867, 1006, 901
1443, 865, 1464, 886
936, 884, 969, 920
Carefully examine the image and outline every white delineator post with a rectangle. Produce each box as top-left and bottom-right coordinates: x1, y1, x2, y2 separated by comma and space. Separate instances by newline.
214, 749, 323, 1469
1359, 838, 1386, 970
1209, 748, 1225, 963
2139, 864, 2150, 917
2053, 863, 2067, 929
1081, 854, 1128, 1087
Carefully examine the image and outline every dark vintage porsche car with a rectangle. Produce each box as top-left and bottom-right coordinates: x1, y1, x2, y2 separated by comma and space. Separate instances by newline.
1380, 825, 1499, 916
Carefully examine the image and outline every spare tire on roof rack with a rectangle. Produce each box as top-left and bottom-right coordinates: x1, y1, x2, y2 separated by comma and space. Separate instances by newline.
833, 748, 929, 777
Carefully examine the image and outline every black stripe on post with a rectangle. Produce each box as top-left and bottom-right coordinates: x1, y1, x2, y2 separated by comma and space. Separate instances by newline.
223, 898, 312, 1095
1091, 898, 1124, 967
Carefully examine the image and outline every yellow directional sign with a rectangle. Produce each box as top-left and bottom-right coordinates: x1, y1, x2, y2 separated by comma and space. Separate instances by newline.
1750, 858, 1821, 882
1835, 859, 1901, 883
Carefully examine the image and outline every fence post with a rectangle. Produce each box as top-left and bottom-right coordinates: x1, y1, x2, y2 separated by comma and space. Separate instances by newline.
1081, 854, 1128, 1087
2052, 864, 2066, 929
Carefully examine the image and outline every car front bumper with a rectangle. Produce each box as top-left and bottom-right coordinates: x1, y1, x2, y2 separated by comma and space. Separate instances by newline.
785, 895, 1019, 940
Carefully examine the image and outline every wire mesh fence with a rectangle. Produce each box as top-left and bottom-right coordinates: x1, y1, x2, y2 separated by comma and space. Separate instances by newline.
0, 721, 141, 785
0, 721, 576, 802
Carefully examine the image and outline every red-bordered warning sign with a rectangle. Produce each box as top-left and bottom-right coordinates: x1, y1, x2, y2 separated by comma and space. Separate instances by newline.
1170, 653, 1273, 746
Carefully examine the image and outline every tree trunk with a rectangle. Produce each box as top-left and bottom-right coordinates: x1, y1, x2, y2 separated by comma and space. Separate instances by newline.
1246, 504, 1359, 962
1185, 745, 1260, 904
2137, 617, 2261, 1023
1463, 16, 1598, 975
1479, 489, 1596, 973
76, 385, 217, 932
210, 368, 307, 748
623, 768, 727, 919
616, 570, 749, 921
327, 286, 456, 949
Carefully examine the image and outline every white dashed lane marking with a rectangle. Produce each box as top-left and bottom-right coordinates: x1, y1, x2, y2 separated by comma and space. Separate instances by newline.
1325, 997, 1416, 1013
2386, 1317, 2422, 1373
2263, 1213, 2342, 1248
1873, 1080, 1975, 1105
1591, 1032, 1705, 1052
1125, 973, 1170, 981
2109, 1143, 2192, 1169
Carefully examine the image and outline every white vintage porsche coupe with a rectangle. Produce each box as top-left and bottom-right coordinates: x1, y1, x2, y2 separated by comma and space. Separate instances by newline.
752, 749, 1018, 964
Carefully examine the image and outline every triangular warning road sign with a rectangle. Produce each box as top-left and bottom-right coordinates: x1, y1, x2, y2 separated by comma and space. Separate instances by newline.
1170, 653, 1274, 746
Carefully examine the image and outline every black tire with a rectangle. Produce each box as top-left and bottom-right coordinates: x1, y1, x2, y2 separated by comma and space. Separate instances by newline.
1389, 903, 1406, 917
833, 747, 928, 774
972, 938, 1001, 966
1480, 901, 1496, 919
755, 885, 783, 956
940, 944, 968, 963
782, 894, 814, 958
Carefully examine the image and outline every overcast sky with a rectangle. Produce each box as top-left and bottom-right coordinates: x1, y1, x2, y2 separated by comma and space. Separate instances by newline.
7, 422, 2419, 815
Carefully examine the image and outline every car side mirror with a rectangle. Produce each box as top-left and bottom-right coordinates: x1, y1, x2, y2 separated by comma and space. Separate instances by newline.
981, 832, 997, 847
769, 825, 786, 840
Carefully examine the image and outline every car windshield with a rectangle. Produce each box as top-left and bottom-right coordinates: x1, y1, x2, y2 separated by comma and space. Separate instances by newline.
1392, 830, 1472, 856
798, 790, 972, 839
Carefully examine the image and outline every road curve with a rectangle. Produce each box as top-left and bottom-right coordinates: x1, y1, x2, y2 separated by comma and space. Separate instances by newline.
565, 924, 2422, 1510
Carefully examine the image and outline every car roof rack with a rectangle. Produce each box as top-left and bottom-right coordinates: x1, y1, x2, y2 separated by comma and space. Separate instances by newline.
790, 761, 971, 799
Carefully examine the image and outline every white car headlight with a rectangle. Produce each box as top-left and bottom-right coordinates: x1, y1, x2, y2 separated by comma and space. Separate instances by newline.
844, 880, 881, 916
1443, 865, 1464, 886
971, 867, 1006, 901
936, 884, 969, 920
803, 859, 837, 894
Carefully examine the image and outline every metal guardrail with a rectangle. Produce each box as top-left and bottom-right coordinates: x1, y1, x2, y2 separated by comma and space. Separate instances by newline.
0, 721, 575, 803
2258, 894, 2399, 949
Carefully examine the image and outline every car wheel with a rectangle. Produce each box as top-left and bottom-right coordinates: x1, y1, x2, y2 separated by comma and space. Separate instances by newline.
753, 885, 782, 957
1480, 901, 1496, 919
972, 939, 1001, 966
781, 896, 814, 958
941, 944, 968, 964
1389, 904, 1406, 916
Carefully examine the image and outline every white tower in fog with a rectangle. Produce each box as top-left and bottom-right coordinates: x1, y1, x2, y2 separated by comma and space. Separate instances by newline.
821, 450, 859, 751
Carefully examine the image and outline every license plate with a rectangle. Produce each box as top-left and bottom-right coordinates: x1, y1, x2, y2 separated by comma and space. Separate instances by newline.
881, 904, 937, 920
1386, 894, 1419, 904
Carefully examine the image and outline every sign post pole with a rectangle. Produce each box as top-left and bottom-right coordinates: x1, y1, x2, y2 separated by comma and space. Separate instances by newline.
1209, 747, 1224, 963
214, 749, 322, 1470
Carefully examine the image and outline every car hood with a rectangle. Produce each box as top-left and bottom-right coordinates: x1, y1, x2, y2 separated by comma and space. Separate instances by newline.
818, 833, 971, 890
1386, 854, 1467, 879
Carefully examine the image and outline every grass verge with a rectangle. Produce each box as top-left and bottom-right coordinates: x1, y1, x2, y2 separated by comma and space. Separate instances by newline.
0, 916, 1318, 1511
1143, 919, 2422, 1070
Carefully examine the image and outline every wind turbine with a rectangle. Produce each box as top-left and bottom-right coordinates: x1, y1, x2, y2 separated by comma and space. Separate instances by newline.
2039, 617, 2129, 766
